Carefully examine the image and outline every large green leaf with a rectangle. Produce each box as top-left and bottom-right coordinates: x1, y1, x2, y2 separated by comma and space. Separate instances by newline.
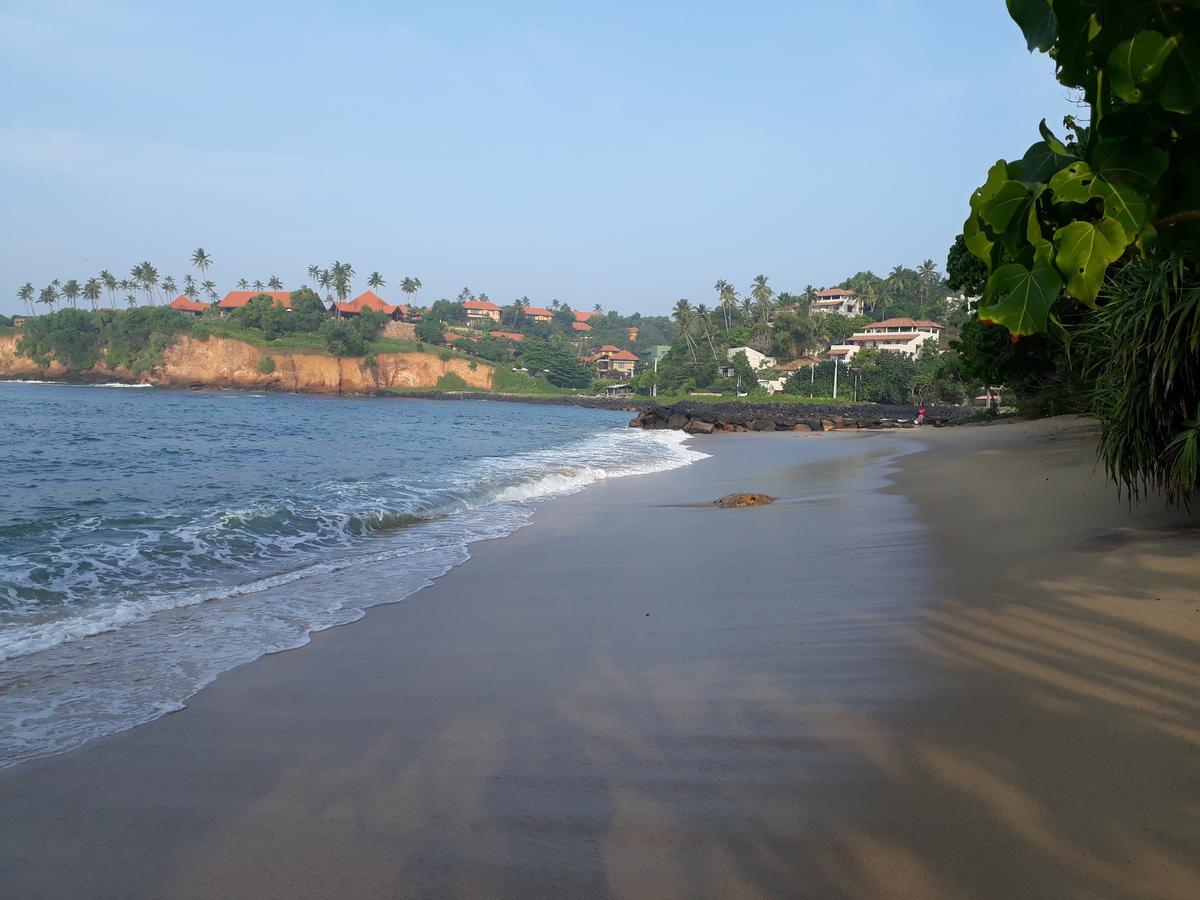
979, 250, 1064, 336
1051, 3, 1100, 88
1011, 138, 1075, 186
1049, 161, 1099, 203
963, 213, 995, 265
1092, 138, 1169, 192
1038, 119, 1070, 156
1007, 0, 1057, 52
982, 181, 1033, 233
970, 160, 1009, 217
1107, 30, 1175, 103
1052, 217, 1127, 306
1158, 26, 1200, 112
1091, 177, 1151, 237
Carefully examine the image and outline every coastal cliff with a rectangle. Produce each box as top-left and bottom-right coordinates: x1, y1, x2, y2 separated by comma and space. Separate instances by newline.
0, 333, 494, 395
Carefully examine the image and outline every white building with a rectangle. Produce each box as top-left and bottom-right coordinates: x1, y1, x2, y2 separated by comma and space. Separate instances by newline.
810, 288, 863, 317
828, 318, 944, 363
718, 346, 777, 378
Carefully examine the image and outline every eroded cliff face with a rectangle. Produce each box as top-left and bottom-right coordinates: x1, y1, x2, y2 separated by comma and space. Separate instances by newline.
0, 333, 494, 395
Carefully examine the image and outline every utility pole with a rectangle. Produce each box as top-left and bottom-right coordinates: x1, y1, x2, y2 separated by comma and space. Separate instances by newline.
833, 356, 839, 400
810, 363, 815, 398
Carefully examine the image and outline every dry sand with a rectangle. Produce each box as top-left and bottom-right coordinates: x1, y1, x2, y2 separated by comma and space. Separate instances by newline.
0, 418, 1196, 899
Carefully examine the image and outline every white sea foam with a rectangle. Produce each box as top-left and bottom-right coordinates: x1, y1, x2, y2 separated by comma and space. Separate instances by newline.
0, 425, 707, 767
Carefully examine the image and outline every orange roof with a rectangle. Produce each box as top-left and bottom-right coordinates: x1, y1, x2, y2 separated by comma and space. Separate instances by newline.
463, 300, 500, 311
490, 330, 525, 342
523, 306, 554, 318
596, 344, 621, 352
606, 349, 639, 362
444, 331, 480, 343
169, 294, 208, 313
218, 290, 293, 310
828, 347, 852, 356
817, 288, 855, 297
332, 290, 402, 317
627, 327, 638, 341
571, 321, 592, 331
866, 318, 943, 330
574, 310, 598, 321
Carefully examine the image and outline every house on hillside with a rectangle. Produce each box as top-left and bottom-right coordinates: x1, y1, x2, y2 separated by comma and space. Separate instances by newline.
585, 346, 639, 379
217, 291, 293, 314
168, 295, 209, 317
461, 300, 501, 324
718, 346, 776, 378
829, 318, 943, 362
522, 306, 554, 323
490, 330, 525, 343
10, 316, 27, 328
811, 288, 863, 317
332, 290, 410, 321
570, 321, 592, 333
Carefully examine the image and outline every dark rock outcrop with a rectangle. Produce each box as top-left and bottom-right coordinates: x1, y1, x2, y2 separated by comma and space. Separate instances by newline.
628, 400, 971, 435
713, 493, 775, 507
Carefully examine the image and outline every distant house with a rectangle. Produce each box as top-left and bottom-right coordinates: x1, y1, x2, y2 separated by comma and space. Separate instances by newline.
332, 290, 408, 321
811, 288, 863, 317
217, 291, 293, 314
830, 318, 943, 362
523, 306, 554, 323
627, 326, 638, 343
463, 299, 501, 323
168, 294, 209, 317
490, 330, 526, 343
574, 310, 598, 323
571, 321, 592, 333
718, 346, 776, 378
585, 346, 639, 379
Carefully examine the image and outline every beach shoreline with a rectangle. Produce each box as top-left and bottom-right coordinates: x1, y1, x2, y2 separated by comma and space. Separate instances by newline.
1, 419, 1196, 898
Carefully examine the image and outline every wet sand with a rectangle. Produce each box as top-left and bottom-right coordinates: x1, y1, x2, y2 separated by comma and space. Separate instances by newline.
1, 420, 1197, 898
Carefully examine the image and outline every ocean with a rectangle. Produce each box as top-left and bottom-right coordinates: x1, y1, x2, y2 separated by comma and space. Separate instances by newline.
0, 382, 705, 767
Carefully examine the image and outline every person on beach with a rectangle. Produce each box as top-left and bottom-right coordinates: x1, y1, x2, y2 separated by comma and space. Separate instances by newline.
916, 405, 926, 425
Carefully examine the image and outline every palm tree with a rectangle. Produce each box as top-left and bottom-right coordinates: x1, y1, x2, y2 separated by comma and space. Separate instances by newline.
191, 248, 212, 277
550, 298, 560, 310
118, 278, 133, 295
182, 273, 196, 298
100, 270, 117, 307
62, 279, 81, 308
307, 265, 320, 287
39, 284, 58, 311
125, 294, 138, 308
202, 280, 217, 301
331, 261, 355, 301
739, 297, 753, 323
132, 261, 158, 305
917, 258, 939, 282
593, 303, 604, 314
161, 275, 177, 299
367, 271, 385, 291
458, 287, 474, 302
802, 284, 818, 308
18, 282, 35, 315
400, 276, 421, 306
509, 296, 528, 327
750, 274, 774, 324
252, 279, 265, 291
237, 278, 249, 290
672, 299, 697, 362
268, 276, 283, 290
318, 269, 333, 302
83, 277, 102, 309
714, 279, 736, 331
695, 303, 718, 358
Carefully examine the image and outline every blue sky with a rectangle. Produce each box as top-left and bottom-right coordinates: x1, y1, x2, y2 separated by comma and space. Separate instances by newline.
0, 1, 1077, 316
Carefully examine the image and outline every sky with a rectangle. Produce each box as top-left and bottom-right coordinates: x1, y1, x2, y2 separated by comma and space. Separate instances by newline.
0, 0, 1079, 317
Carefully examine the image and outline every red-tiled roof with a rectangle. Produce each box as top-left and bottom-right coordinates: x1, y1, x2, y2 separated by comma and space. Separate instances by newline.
169, 294, 208, 313
596, 344, 621, 352
817, 288, 855, 297
605, 349, 639, 362
574, 310, 598, 321
523, 306, 554, 318
571, 321, 592, 331
218, 290, 293, 310
490, 330, 525, 342
865, 318, 943, 330
335, 290, 401, 316
463, 300, 500, 311
444, 331, 480, 343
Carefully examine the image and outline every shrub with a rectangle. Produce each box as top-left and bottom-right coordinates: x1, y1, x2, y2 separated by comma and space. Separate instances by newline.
435, 372, 469, 391
319, 319, 366, 357
257, 355, 276, 374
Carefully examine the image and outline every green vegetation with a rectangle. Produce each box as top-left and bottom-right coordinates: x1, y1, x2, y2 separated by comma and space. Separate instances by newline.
954, 1, 1200, 503
256, 355, 276, 374
16, 307, 193, 374
434, 372, 470, 391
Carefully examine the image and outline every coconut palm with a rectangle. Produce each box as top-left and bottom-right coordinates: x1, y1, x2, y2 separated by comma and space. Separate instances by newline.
191, 248, 212, 276
237, 278, 249, 290
593, 303, 604, 314
739, 296, 753, 323
714, 279, 737, 331
509, 296, 529, 327
318, 269, 333, 302
550, 298, 560, 309
695, 303, 718, 358
802, 284, 818, 307
400, 276, 421, 306
307, 265, 320, 286
118, 278, 133, 294
268, 276, 283, 290
83, 277, 102, 309
330, 261, 355, 301
39, 284, 58, 311
62, 279, 81, 308
202, 280, 217, 301
252, 279, 265, 291
457, 287, 474, 302
125, 294, 138, 308
132, 262, 158, 305
367, 271, 385, 291
161, 275, 177, 299
750, 274, 774, 324
182, 273, 196, 297
100, 270, 118, 306
672, 298, 697, 362
917, 258, 939, 282
18, 282, 35, 314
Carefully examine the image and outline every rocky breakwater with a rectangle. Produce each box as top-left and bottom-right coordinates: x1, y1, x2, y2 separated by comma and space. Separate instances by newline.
628, 400, 970, 434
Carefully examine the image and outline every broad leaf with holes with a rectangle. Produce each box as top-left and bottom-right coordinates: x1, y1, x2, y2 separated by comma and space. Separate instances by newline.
1052, 218, 1128, 306
979, 250, 1064, 336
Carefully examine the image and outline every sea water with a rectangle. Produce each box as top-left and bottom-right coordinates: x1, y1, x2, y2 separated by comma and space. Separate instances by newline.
0, 383, 706, 766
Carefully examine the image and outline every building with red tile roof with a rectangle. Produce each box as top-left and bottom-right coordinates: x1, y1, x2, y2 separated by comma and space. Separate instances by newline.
332, 290, 408, 320
810, 288, 862, 317
217, 290, 293, 312
463, 299, 501, 322
168, 294, 209, 316
584, 346, 639, 379
490, 331, 525, 342
574, 310, 598, 322
570, 321, 592, 332
828, 318, 943, 362
522, 306, 554, 322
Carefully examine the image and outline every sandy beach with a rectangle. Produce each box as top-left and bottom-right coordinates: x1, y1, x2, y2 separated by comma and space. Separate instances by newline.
1, 419, 1197, 899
